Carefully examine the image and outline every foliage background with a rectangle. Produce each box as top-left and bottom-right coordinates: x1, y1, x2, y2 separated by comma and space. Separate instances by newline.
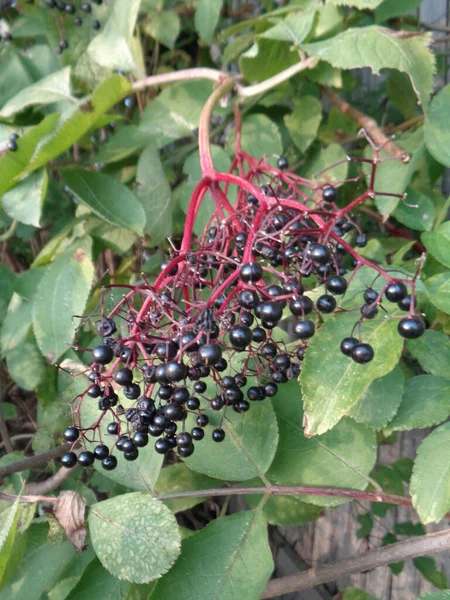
0, 0, 450, 599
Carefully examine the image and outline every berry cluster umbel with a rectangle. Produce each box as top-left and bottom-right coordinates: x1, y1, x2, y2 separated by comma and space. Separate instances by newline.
61, 119, 425, 471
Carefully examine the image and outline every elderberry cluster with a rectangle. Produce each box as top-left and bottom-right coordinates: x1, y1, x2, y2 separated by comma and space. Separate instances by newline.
61, 147, 425, 471
44, 0, 103, 52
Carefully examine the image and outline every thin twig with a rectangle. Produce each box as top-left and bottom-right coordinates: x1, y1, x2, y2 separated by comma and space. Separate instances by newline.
323, 87, 410, 162
0, 490, 57, 504
0, 433, 33, 450
0, 444, 71, 480
261, 528, 450, 598
25, 464, 76, 495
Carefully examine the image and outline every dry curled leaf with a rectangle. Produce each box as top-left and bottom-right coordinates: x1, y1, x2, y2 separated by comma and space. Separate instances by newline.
53, 490, 87, 551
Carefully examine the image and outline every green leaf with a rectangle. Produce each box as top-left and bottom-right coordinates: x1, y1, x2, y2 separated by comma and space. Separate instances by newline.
411, 422, 450, 523
419, 593, 450, 600
245, 494, 322, 526
64, 558, 131, 600
343, 589, 377, 600
267, 381, 377, 507
304, 27, 435, 108
371, 465, 405, 517
240, 38, 298, 82
32, 237, 94, 363
284, 96, 322, 153
0, 67, 73, 119
144, 10, 180, 50
154, 463, 220, 513
393, 188, 435, 232
0, 47, 34, 108
87, 0, 142, 71
0, 523, 76, 600
226, 113, 283, 159
422, 222, 450, 268
194, 0, 224, 44
394, 521, 425, 536
356, 513, 373, 538
0, 115, 58, 198
349, 365, 404, 430
392, 457, 414, 483
88, 493, 181, 583
301, 309, 404, 436
94, 126, 149, 165
408, 330, 450, 378
63, 170, 145, 235
386, 71, 420, 120
2, 169, 48, 227
425, 84, 450, 167
151, 510, 273, 600
426, 272, 450, 315
26, 75, 132, 176
139, 80, 215, 148
300, 143, 348, 183
385, 375, 450, 434
0, 265, 15, 324
414, 556, 448, 589
6, 335, 45, 390
185, 399, 279, 481
0, 498, 21, 584
328, 0, 382, 7
260, 9, 316, 44
79, 381, 163, 492
375, 0, 422, 22
136, 146, 171, 245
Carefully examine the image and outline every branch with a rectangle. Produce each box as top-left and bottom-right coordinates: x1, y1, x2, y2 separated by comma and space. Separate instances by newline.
25, 464, 76, 496
261, 528, 450, 598
0, 443, 71, 480
323, 87, 410, 162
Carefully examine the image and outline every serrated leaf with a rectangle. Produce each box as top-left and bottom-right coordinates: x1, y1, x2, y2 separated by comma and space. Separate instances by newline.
267, 381, 377, 507
6, 335, 45, 390
411, 422, 450, 523
349, 365, 404, 430
385, 375, 450, 435
144, 10, 180, 50
301, 310, 404, 436
375, 0, 422, 23
226, 113, 283, 159
151, 510, 273, 600
284, 96, 322, 153
425, 84, 450, 167
393, 188, 435, 232
87, 0, 142, 71
88, 493, 181, 583
0, 265, 15, 324
64, 558, 131, 600
422, 222, 450, 268
195, 0, 223, 44
79, 382, 163, 492
184, 399, 279, 481
154, 463, 220, 513
0, 523, 76, 600
2, 169, 48, 227
0, 498, 21, 584
304, 27, 435, 108
0, 67, 73, 118
0, 115, 57, 198
136, 146, 171, 245
26, 75, 132, 175
139, 80, 215, 148
260, 9, 316, 44
32, 237, 94, 363
426, 272, 450, 314
240, 38, 298, 82
408, 330, 450, 378
63, 170, 145, 235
